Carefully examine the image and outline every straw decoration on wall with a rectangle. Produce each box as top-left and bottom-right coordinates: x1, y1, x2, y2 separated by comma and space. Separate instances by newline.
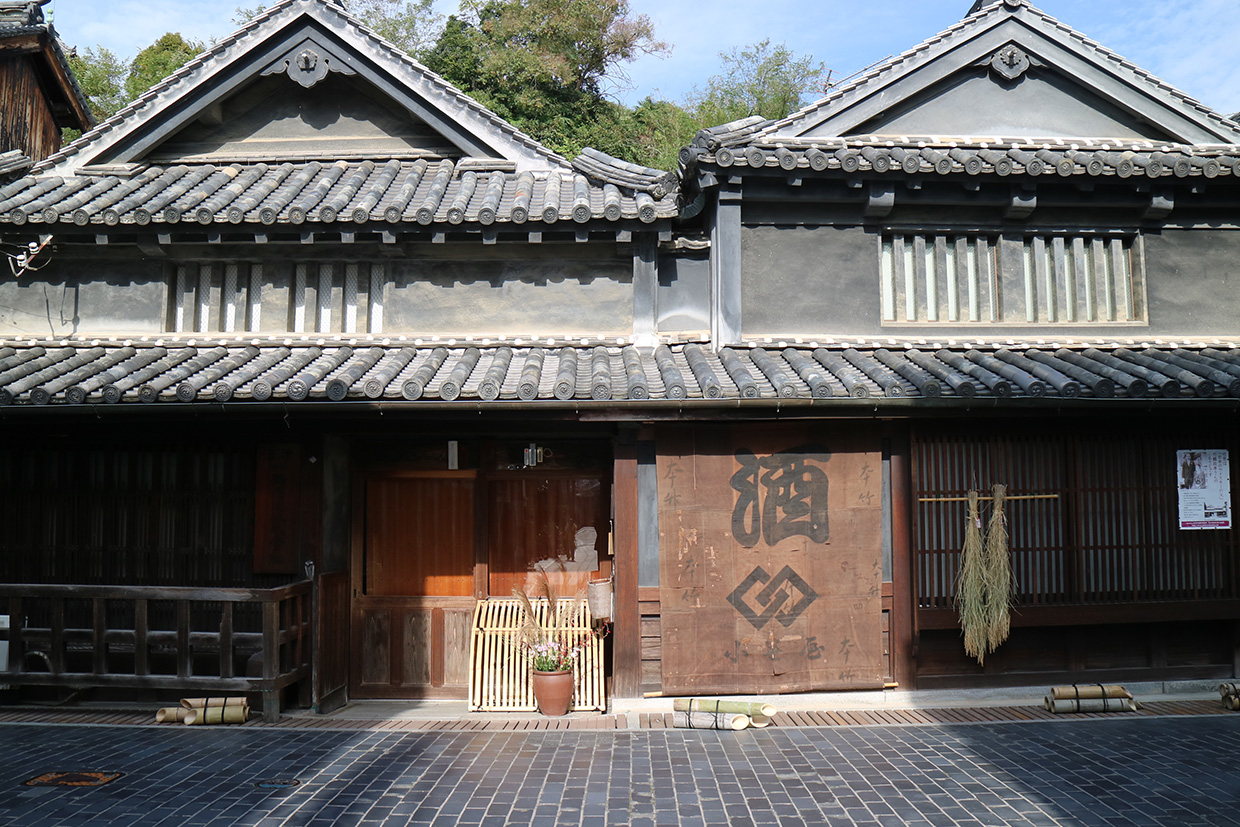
984, 484, 1013, 651
956, 489, 988, 662
955, 484, 1015, 664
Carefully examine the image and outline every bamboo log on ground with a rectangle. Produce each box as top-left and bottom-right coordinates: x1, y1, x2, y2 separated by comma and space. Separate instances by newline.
1044, 696, 1140, 713
673, 699, 777, 718
183, 704, 250, 725
1050, 685, 1132, 700
155, 707, 190, 723
671, 711, 750, 731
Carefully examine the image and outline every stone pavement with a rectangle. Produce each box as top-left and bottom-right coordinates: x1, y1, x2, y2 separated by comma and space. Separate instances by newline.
1, 713, 1238, 826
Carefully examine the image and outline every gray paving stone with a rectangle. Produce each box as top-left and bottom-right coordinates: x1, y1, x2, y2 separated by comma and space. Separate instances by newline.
0, 716, 1237, 825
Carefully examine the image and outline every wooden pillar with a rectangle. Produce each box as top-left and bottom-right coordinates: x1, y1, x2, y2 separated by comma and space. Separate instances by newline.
712, 184, 742, 346
632, 232, 657, 347
612, 432, 641, 698
889, 438, 915, 688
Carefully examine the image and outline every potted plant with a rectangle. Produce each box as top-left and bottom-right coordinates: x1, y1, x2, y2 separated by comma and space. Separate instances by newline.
513, 577, 597, 716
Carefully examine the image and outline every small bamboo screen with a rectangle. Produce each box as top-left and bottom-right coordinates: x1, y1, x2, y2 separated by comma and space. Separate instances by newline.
468, 598, 605, 712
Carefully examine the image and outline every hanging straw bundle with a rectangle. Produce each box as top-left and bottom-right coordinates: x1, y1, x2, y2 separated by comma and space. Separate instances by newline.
955, 489, 988, 663
984, 483, 1013, 651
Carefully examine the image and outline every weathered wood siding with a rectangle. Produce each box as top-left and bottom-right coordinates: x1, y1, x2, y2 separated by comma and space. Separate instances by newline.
910, 417, 1240, 685
0, 55, 60, 163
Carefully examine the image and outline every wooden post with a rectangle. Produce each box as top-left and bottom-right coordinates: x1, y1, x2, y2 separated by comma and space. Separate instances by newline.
612, 434, 641, 698
134, 599, 148, 677
49, 598, 64, 674
219, 603, 234, 679
9, 597, 22, 673
92, 598, 106, 675
262, 599, 280, 722
889, 440, 915, 689
177, 601, 191, 679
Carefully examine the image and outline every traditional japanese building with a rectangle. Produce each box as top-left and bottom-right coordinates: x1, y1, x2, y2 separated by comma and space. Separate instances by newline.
0, 0, 1237, 716
0, 0, 92, 172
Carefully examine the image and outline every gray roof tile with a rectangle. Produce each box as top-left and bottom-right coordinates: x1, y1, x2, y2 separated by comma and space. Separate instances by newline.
2, 339, 1238, 408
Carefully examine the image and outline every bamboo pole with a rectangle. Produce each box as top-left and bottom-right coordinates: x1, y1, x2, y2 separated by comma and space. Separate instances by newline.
673, 699, 776, 718
671, 711, 749, 731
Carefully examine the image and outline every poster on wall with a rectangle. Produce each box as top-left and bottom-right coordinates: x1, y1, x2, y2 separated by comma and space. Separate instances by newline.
657, 425, 885, 695
1176, 449, 1231, 530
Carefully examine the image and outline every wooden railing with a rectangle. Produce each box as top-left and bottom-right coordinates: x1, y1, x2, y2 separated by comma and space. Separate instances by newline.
0, 581, 311, 721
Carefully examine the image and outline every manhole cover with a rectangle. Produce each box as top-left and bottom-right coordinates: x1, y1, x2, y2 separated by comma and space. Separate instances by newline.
25, 772, 123, 787
254, 778, 301, 789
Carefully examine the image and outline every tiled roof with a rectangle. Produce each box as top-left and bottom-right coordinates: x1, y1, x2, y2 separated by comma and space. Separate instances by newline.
2, 338, 1238, 407
0, 159, 679, 228
757, 0, 1240, 146
687, 137, 1240, 181
33, 0, 568, 176
0, 2, 93, 133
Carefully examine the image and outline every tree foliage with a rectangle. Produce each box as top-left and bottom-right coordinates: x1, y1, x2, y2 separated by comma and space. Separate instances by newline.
66, 46, 128, 123
68, 3, 828, 173
687, 39, 826, 126
351, 0, 444, 56
125, 33, 203, 101
424, 0, 667, 158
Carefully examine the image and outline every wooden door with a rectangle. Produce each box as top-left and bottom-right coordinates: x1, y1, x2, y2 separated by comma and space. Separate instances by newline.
350, 472, 477, 698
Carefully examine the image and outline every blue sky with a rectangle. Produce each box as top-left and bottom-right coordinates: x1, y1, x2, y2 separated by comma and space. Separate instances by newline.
46, 0, 1240, 117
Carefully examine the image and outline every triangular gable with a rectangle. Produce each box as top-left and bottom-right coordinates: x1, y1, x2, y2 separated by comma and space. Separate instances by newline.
35, 0, 568, 174
758, 0, 1240, 145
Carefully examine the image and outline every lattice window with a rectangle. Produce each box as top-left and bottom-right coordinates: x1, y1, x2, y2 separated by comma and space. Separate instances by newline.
167, 261, 387, 334
880, 231, 1146, 325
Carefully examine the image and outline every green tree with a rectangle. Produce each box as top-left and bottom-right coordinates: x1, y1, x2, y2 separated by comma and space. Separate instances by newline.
66, 46, 128, 124
236, 1, 445, 57
125, 33, 203, 100
687, 39, 826, 125
424, 0, 667, 158
352, 0, 444, 57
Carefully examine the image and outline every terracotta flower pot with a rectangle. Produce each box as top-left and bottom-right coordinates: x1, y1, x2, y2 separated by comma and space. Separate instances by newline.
531, 669, 574, 716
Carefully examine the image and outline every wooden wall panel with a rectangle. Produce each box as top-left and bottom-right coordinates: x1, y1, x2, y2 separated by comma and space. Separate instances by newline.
315, 571, 349, 709
0, 57, 60, 164
365, 477, 474, 597
657, 424, 885, 694
486, 476, 607, 597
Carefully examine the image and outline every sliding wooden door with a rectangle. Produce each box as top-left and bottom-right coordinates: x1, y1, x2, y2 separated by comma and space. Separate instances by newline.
350, 471, 477, 698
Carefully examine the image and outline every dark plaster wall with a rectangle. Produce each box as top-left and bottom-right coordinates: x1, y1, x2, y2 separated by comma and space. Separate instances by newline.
657, 251, 709, 334
740, 224, 1240, 339
741, 225, 874, 337
382, 257, 633, 335
851, 70, 1171, 141
1143, 229, 1240, 336
0, 258, 166, 337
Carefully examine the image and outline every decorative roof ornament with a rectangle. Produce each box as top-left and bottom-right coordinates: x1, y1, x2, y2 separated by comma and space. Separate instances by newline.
990, 44, 1031, 80
260, 37, 356, 88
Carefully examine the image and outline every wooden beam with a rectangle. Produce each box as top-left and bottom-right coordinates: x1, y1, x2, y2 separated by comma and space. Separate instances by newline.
612, 433, 641, 698
889, 436, 915, 689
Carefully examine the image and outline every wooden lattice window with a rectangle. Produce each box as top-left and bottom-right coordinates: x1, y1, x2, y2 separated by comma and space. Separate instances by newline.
881, 231, 1146, 325
911, 425, 1238, 613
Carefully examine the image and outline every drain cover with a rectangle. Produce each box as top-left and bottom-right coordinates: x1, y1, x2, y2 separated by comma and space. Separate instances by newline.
25, 772, 123, 787
254, 778, 301, 789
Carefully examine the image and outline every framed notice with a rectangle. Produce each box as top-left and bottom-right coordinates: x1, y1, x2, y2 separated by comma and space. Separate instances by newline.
1177, 449, 1231, 530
